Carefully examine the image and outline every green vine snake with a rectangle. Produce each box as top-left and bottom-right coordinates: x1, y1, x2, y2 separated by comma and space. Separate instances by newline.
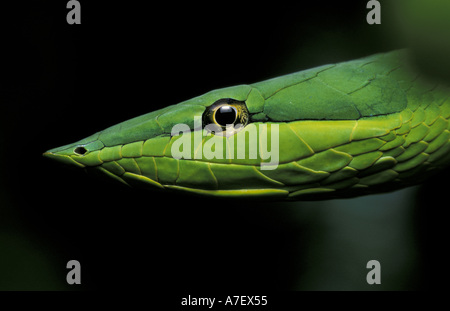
44, 50, 450, 200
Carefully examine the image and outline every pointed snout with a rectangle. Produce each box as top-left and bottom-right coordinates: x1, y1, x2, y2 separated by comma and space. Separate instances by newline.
43, 150, 86, 168
43, 134, 105, 168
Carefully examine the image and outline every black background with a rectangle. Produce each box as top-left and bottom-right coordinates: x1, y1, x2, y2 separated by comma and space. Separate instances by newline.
1, 0, 447, 294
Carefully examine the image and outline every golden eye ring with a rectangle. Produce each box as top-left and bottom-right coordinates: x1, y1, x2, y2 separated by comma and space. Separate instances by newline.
202, 98, 250, 135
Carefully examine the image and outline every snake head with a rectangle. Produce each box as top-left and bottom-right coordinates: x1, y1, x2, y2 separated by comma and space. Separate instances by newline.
44, 50, 450, 200
43, 84, 286, 198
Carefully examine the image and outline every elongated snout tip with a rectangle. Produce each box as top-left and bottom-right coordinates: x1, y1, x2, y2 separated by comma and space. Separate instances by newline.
42, 149, 86, 168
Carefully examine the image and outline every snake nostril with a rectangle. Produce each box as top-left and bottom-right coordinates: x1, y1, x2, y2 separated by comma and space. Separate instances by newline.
73, 146, 87, 155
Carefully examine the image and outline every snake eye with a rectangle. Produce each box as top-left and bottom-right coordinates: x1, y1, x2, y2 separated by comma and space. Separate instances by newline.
203, 98, 249, 135
214, 105, 237, 127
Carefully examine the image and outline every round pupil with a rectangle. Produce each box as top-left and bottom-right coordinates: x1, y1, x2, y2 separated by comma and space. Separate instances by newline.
215, 105, 237, 126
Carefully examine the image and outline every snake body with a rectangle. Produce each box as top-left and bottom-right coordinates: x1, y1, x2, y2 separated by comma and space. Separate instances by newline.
45, 50, 450, 200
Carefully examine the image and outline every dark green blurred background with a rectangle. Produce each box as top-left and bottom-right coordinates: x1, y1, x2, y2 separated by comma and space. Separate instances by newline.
1, 0, 449, 290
